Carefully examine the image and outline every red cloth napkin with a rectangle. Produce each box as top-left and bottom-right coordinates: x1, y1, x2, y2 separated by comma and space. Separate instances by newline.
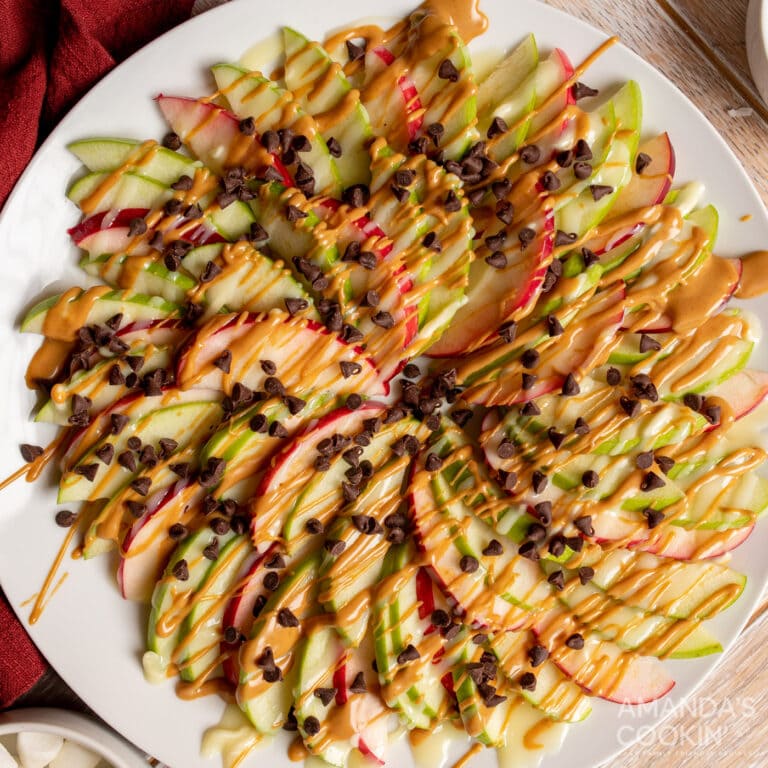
0, 0, 198, 706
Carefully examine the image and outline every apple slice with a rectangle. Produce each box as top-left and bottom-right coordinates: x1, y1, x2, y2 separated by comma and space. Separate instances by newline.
220, 544, 277, 685
461, 282, 626, 406
611, 133, 676, 217
176, 309, 387, 398
533, 609, 675, 704
426, 208, 555, 357
156, 95, 292, 183
707, 368, 768, 420
118, 477, 200, 601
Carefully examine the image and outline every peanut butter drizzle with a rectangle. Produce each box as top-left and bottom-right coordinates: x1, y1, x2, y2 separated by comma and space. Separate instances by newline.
736, 250, 768, 299
453, 743, 483, 768
0, 430, 70, 492
29, 520, 79, 624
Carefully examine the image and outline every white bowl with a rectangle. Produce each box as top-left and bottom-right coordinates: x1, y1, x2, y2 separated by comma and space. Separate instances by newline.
0, 709, 147, 768
747, 0, 768, 105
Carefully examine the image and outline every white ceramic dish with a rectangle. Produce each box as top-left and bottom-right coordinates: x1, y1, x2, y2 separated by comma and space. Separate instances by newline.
0, 708, 147, 768
747, 0, 768, 105
1, 1, 768, 767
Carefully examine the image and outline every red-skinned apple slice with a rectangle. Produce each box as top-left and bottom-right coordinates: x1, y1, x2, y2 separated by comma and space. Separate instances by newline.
371, 47, 424, 141
462, 283, 626, 406
176, 310, 387, 398
249, 403, 386, 546
533, 610, 675, 704
220, 544, 277, 684
156, 96, 292, 183
427, 209, 555, 357
118, 478, 198, 601
527, 49, 576, 135
591, 509, 755, 560
611, 133, 676, 217
68, 208, 150, 243
708, 368, 768, 421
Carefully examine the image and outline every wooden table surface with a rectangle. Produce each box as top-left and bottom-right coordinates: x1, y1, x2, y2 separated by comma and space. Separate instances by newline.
6, 1, 768, 767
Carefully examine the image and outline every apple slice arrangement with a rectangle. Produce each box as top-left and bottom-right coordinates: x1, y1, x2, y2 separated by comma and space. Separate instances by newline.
14, 0, 768, 766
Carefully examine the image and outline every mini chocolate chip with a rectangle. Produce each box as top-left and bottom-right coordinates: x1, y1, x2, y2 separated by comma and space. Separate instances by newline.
519, 672, 537, 691
578, 566, 595, 585
590, 184, 614, 201
561, 373, 580, 396
656, 455, 675, 475
425, 453, 443, 472
472, 633, 488, 645
534, 501, 552, 525
130, 476, 151, 496
213, 350, 232, 373
548, 428, 565, 449
325, 539, 346, 556
636, 451, 654, 470
95, 444, 114, 465
574, 139, 593, 161
641, 471, 665, 491
487, 116, 508, 139
565, 633, 585, 650
163, 132, 182, 150
582, 470, 599, 488
520, 349, 539, 369
548, 534, 566, 557
573, 161, 593, 180
566, 536, 584, 552
403, 363, 420, 379
303, 715, 320, 735
497, 438, 515, 459
397, 644, 420, 664
499, 320, 517, 343
639, 334, 662, 353
519, 540, 540, 560
522, 372, 537, 390
444, 189, 461, 212
346, 39, 366, 62
108, 364, 125, 386
548, 570, 565, 590
263, 571, 280, 591
554, 230, 578, 247
343, 184, 370, 208
540, 170, 561, 191
606, 367, 622, 386
371, 311, 394, 329
572, 82, 599, 100
643, 507, 665, 528
269, 421, 288, 438
532, 470, 548, 494
620, 397, 641, 418
349, 671, 367, 694
306, 518, 324, 535
117, 451, 136, 472
521, 401, 540, 417
574, 417, 590, 435
431, 609, 450, 628
496, 200, 514, 224
636, 152, 652, 174
450, 408, 472, 427
574, 516, 594, 536
172, 559, 190, 581
547, 315, 564, 336
55, 510, 77, 528
704, 403, 721, 425
485, 251, 507, 269
460, 555, 479, 573
520, 145, 541, 164
20, 444, 44, 462
277, 608, 300, 628
313, 687, 336, 706
438, 58, 460, 81
75, 463, 99, 481
683, 393, 704, 412
482, 539, 503, 556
